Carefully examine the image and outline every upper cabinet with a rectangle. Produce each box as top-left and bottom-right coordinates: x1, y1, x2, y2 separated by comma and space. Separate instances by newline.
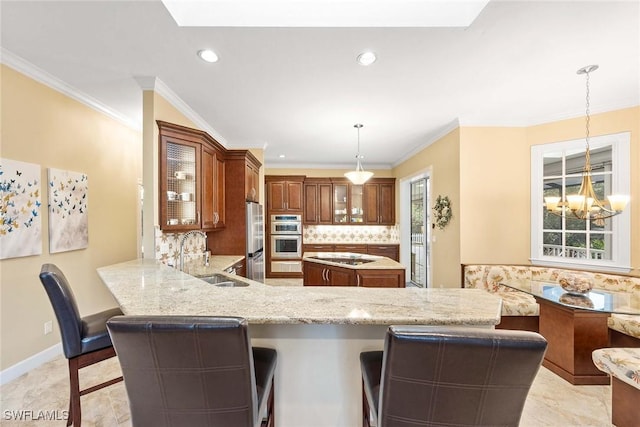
363, 178, 395, 225
158, 121, 226, 232
303, 178, 333, 225
333, 181, 364, 224
266, 176, 304, 213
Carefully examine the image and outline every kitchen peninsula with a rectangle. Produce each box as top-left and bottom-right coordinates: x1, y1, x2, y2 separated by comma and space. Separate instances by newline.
98, 259, 502, 427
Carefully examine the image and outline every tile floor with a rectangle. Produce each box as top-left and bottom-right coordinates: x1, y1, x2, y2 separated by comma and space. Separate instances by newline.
1, 279, 613, 426
0, 352, 613, 426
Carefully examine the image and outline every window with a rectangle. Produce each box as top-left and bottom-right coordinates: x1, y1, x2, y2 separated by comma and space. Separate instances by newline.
530, 132, 630, 272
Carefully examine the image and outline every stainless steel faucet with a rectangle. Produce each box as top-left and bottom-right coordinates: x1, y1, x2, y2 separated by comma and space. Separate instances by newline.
179, 230, 207, 271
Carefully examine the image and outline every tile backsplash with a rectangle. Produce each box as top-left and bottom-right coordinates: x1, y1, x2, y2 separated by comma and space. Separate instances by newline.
303, 225, 399, 244
154, 227, 207, 267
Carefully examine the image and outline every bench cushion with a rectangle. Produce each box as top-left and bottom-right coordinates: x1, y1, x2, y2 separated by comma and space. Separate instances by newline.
608, 314, 640, 340
592, 348, 640, 390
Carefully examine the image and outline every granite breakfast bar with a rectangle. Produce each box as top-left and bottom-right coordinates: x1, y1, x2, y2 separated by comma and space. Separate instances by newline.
98, 259, 503, 427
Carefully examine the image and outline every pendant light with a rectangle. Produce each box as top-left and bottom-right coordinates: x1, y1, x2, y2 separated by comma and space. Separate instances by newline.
544, 65, 629, 225
344, 124, 374, 185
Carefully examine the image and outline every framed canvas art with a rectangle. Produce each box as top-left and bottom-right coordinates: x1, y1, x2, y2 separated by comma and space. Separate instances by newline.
0, 158, 42, 259
48, 168, 88, 253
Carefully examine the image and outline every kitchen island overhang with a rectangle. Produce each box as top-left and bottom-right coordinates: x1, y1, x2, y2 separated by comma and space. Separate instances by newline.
98, 259, 502, 427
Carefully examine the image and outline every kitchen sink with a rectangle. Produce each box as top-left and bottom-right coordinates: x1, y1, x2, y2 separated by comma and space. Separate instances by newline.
197, 273, 250, 287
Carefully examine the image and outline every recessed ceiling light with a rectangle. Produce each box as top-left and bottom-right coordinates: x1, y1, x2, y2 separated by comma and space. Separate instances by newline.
197, 49, 219, 63
357, 51, 377, 66
279, 154, 286, 158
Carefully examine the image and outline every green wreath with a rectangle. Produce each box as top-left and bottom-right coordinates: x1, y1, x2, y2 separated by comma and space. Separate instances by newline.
433, 195, 452, 230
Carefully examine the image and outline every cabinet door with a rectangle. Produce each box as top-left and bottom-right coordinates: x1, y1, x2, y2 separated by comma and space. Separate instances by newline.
267, 181, 287, 212
367, 244, 399, 261
201, 146, 225, 230
363, 183, 380, 224
379, 182, 395, 224
303, 262, 328, 286
350, 185, 364, 223
364, 181, 395, 225
246, 163, 259, 202
304, 182, 333, 224
333, 184, 348, 223
357, 270, 405, 288
160, 138, 201, 230
318, 183, 333, 224
303, 183, 319, 224
328, 266, 355, 286
286, 181, 303, 211
201, 145, 216, 229
215, 155, 225, 227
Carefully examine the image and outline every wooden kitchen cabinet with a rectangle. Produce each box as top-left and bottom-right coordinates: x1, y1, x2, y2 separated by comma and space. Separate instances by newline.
158, 120, 226, 232
364, 178, 395, 225
303, 262, 355, 286
303, 178, 333, 225
367, 244, 399, 261
246, 162, 260, 202
266, 176, 304, 213
334, 244, 367, 253
302, 244, 335, 253
303, 261, 404, 287
333, 181, 364, 224
201, 144, 225, 230
357, 269, 406, 288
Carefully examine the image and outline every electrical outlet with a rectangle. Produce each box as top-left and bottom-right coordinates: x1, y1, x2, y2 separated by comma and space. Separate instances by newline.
44, 320, 53, 335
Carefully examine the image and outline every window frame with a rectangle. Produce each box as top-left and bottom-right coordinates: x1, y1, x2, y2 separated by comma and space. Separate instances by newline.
530, 131, 631, 273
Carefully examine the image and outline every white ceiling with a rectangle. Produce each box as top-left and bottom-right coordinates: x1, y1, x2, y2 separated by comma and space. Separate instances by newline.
1, 1, 638, 169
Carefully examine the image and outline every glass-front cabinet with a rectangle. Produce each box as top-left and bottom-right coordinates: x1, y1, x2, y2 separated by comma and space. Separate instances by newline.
164, 141, 199, 227
333, 182, 363, 223
158, 120, 226, 232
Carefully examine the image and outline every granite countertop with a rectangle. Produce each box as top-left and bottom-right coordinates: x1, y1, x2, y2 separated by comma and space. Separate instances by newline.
183, 255, 244, 277
98, 259, 502, 326
303, 252, 404, 269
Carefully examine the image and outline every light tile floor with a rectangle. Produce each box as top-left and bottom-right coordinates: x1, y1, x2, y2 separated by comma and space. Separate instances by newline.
1, 281, 612, 426
0, 352, 612, 426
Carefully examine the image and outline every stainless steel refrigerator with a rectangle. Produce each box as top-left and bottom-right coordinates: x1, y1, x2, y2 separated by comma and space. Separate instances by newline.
246, 202, 264, 282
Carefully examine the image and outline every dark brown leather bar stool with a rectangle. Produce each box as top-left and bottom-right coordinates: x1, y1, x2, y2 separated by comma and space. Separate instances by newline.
39, 263, 123, 427
106, 315, 277, 427
360, 326, 547, 427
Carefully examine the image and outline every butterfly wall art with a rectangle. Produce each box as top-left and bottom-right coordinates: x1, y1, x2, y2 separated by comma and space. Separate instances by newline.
0, 158, 42, 259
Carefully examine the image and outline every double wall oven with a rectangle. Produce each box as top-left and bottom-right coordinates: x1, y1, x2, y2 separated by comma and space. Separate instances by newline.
270, 214, 302, 273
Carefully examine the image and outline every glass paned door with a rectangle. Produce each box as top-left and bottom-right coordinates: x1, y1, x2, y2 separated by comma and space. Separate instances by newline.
410, 178, 429, 287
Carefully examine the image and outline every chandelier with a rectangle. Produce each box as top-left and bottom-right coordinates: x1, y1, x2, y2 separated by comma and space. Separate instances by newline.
344, 123, 374, 185
544, 65, 629, 225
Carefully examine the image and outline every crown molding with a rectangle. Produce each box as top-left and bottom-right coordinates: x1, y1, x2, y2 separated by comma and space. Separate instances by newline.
263, 161, 393, 170
391, 118, 461, 168
1, 48, 141, 131
134, 76, 229, 147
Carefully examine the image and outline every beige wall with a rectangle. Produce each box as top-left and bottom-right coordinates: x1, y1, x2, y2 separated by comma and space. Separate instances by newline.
393, 129, 461, 288
457, 107, 639, 276
0, 65, 142, 369
459, 127, 530, 265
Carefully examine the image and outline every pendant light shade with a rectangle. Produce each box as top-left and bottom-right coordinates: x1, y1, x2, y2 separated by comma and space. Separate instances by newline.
345, 124, 374, 185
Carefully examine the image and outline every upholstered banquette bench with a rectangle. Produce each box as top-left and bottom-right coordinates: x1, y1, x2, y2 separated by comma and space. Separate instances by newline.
463, 264, 640, 345
592, 348, 640, 427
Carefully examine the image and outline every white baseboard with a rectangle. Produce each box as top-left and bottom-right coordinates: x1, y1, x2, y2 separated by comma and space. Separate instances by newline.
0, 343, 62, 386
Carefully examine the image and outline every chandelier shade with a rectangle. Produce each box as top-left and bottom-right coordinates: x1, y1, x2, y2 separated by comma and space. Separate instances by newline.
543, 65, 629, 225
345, 124, 373, 185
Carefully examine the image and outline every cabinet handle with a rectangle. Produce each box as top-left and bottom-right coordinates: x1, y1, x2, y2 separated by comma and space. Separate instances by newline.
357, 274, 360, 287
197, 211, 201, 224
321, 269, 326, 282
